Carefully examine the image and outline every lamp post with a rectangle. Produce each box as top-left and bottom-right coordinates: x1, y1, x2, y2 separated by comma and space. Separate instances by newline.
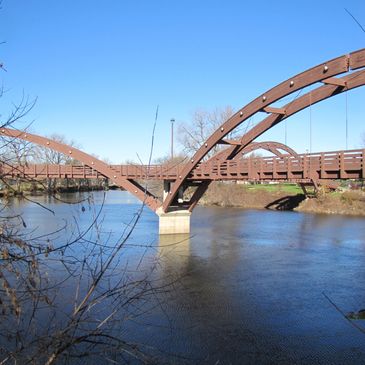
170, 118, 175, 160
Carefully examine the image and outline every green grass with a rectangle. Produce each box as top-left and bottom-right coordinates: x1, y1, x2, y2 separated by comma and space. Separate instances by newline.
244, 183, 303, 194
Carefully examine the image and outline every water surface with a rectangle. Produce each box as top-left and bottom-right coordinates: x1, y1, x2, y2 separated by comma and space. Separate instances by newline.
4, 191, 365, 364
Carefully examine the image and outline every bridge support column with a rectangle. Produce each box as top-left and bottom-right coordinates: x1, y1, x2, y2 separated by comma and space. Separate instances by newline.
156, 208, 191, 235
163, 180, 184, 203
163, 180, 171, 201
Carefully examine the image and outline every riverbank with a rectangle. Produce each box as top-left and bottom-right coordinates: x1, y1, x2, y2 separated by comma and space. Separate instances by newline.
0, 182, 106, 197
2, 181, 364, 217
199, 182, 365, 216
296, 190, 365, 216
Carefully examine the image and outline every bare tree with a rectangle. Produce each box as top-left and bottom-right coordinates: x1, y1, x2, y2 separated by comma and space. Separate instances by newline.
0, 137, 36, 193
0, 106, 171, 365
0, 94, 38, 194
178, 106, 235, 158
32, 134, 83, 191
0, 125, 173, 364
0, 190, 171, 364
34, 133, 79, 165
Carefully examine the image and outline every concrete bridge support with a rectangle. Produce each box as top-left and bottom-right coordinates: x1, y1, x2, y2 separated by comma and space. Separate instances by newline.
158, 180, 191, 234
157, 208, 191, 235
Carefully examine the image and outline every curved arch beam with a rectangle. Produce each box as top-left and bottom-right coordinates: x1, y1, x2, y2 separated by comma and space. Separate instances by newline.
0, 128, 161, 211
210, 141, 298, 160
162, 49, 365, 212
236, 141, 299, 159
220, 69, 365, 160
192, 69, 365, 212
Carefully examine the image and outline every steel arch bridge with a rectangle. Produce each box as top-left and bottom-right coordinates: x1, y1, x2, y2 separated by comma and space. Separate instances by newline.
1, 48, 365, 233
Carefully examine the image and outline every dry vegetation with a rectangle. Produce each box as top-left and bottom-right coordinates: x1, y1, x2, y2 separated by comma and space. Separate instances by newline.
198, 182, 365, 216
199, 182, 303, 209
296, 189, 365, 216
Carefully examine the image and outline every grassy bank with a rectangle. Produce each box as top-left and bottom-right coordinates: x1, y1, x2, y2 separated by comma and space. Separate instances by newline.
296, 190, 365, 216
199, 182, 365, 216
200, 182, 303, 209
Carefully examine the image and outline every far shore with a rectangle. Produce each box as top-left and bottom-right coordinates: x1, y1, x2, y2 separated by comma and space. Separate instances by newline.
199, 182, 365, 217
1, 181, 364, 217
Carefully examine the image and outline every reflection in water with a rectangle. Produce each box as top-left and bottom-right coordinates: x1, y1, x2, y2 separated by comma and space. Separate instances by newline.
3, 191, 365, 364
159, 234, 191, 275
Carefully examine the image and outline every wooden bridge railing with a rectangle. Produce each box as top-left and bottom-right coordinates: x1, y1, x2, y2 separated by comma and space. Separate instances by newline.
1, 149, 364, 182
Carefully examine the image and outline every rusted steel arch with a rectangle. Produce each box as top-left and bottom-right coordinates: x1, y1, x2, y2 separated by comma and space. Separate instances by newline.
0, 128, 161, 211
191, 68, 365, 210
227, 141, 299, 159
162, 49, 365, 212
217, 68, 365, 161
239, 141, 299, 159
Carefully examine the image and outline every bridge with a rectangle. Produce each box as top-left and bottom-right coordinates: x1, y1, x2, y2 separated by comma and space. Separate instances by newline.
1, 48, 365, 234
3, 148, 364, 184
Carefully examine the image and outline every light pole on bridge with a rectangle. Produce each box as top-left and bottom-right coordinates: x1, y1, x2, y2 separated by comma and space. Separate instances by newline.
170, 118, 175, 160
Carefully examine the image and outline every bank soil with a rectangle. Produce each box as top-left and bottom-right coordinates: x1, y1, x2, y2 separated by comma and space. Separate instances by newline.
296, 190, 365, 216
199, 182, 365, 216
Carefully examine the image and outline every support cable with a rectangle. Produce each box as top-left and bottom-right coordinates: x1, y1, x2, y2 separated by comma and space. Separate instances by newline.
309, 91, 312, 153
345, 90, 348, 150
285, 120, 287, 146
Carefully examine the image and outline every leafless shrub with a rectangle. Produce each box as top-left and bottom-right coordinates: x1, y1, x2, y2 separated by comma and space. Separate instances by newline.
0, 29, 175, 364
178, 106, 236, 159
0, 115, 172, 364
0, 139, 175, 364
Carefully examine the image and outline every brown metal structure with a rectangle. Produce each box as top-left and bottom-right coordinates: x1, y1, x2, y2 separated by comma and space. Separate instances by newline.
161, 49, 365, 212
239, 141, 299, 159
212, 141, 299, 160
0, 128, 160, 211
216, 69, 365, 161
1, 49, 365, 213
3, 149, 365, 182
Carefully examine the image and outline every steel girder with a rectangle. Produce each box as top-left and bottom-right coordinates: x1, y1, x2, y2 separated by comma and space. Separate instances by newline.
162, 49, 365, 212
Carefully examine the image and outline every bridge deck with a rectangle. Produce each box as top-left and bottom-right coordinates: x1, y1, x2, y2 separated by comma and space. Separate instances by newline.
1, 149, 364, 182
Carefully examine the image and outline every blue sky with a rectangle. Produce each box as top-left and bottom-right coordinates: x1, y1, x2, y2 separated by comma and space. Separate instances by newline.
0, 0, 364, 163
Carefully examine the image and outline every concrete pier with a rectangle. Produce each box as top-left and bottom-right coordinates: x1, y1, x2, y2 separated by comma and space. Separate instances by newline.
157, 208, 191, 235
159, 180, 190, 234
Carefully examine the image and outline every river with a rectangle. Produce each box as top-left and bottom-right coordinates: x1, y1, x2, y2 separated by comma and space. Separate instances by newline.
3, 190, 365, 364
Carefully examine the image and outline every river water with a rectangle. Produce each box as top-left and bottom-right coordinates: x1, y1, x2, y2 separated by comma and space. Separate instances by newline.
4, 191, 365, 364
